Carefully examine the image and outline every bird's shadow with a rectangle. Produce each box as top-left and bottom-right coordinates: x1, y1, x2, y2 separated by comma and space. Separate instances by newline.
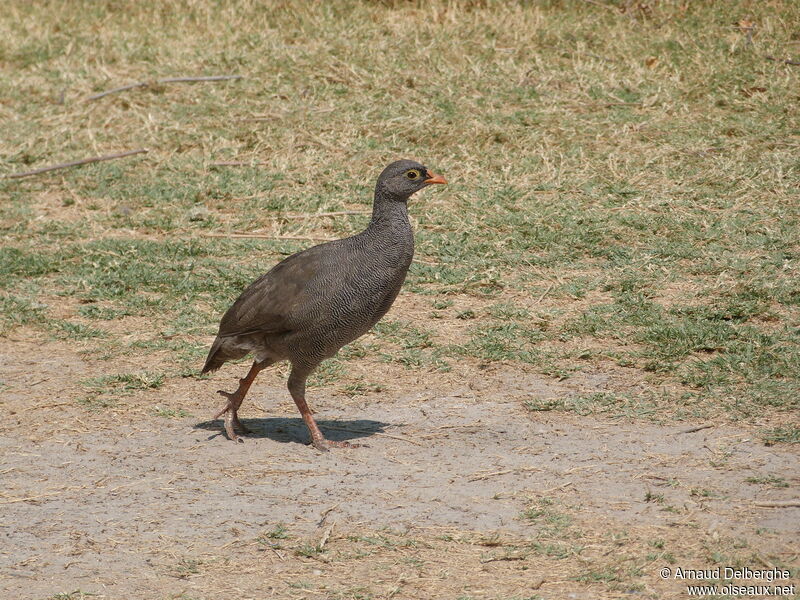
194, 416, 389, 446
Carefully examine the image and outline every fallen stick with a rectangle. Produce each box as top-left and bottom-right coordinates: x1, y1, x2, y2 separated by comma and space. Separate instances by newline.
541, 481, 575, 495
534, 283, 554, 304
317, 522, 335, 551
753, 500, 800, 508
282, 210, 369, 219
468, 466, 542, 482
201, 232, 335, 242
5, 149, 148, 179
160, 75, 243, 84
480, 553, 527, 564
675, 424, 714, 435
470, 468, 513, 481
27, 401, 74, 411
0, 491, 64, 504
0, 485, 85, 504
210, 161, 269, 167
765, 55, 800, 66
86, 75, 242, 101
317, 503, 340, 527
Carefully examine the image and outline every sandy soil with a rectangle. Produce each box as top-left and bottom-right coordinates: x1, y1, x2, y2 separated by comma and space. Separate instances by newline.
1, 336, 798, 599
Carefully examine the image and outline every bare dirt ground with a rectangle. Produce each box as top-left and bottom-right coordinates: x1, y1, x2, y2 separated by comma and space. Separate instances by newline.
1, 335, 798, 600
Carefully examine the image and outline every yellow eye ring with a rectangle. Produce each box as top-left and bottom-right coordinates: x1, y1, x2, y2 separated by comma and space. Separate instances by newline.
406, 170, 420, 180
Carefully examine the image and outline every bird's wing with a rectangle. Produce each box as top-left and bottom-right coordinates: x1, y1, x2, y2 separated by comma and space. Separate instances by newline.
215, 243, 332, 338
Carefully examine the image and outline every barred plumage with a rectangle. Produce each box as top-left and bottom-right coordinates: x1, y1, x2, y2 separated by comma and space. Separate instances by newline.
203, 159, 447, 450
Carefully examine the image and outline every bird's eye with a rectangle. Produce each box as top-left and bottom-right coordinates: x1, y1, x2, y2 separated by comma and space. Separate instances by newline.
406, 170, 420, 180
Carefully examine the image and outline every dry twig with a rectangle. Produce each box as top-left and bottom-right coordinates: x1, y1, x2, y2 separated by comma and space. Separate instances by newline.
0, 485, 87, 504
5, 149, 148, 179
534, 283, 554, 304
753, 500, 800, 508
0, 491, 63, 504
210, 161, 269, 167
282, 210, 369, 219
765, 55, 800, 66
541, 481, 575, 495
675, 424, 714, 435
86, 75, 243, 101
317, 522, 335, 551
201, 232, 335, 242
480, 553, 527, 564
468, 466, 542, 482
317, 503, 340, 527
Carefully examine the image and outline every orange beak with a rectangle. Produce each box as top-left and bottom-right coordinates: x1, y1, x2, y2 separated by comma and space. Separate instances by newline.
424, 172, 448, 185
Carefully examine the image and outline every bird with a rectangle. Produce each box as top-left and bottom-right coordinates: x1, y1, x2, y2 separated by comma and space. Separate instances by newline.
201, 159, 447, 450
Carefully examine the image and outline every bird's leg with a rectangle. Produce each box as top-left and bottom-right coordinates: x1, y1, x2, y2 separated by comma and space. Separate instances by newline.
213, 360, 265, 442
288, 366, 360, 452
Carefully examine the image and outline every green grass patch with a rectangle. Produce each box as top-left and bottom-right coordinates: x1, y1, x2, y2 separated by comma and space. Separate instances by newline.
762, 425, 800, 446
80, 371, 165, 409
0, 0, 797, 424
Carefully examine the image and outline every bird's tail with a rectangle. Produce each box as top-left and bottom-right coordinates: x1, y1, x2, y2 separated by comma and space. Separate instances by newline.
201, 338, 225, 373
202, 336, 251, 373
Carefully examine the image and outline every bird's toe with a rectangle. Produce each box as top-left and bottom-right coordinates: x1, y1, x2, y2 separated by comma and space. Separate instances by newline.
328, 439, 364, 449
311, 438, 331, 452
223, 413, 245, 442
311, 437, 363, 451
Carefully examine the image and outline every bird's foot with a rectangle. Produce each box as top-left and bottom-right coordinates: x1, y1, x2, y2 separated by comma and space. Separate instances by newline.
213, 390, 251, 442
311, 437, 363, 452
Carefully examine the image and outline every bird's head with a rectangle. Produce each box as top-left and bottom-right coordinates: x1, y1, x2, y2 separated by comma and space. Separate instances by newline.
375, 159, 447, 200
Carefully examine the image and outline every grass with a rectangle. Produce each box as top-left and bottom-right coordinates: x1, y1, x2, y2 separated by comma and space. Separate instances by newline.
167, 558, 203, 579
261, 524, 290, 540
3, 1, 798, 422
2, 2, 798, 422
744, 474, 789, 488
80, 371, 165, 408
762, 424, 800, 445
525, 391, 664, 419
152, 405, 192, 419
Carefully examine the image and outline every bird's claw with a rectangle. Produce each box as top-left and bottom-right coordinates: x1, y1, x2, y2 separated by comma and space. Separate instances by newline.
213, 390, 251, 441
213, 390, 234, 419
311, 437, 363, 452
312, 438, 330, 453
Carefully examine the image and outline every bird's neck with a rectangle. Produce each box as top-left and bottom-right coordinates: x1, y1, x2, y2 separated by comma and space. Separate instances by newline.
362, 189, 414, 270
368, 188, 411, 231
